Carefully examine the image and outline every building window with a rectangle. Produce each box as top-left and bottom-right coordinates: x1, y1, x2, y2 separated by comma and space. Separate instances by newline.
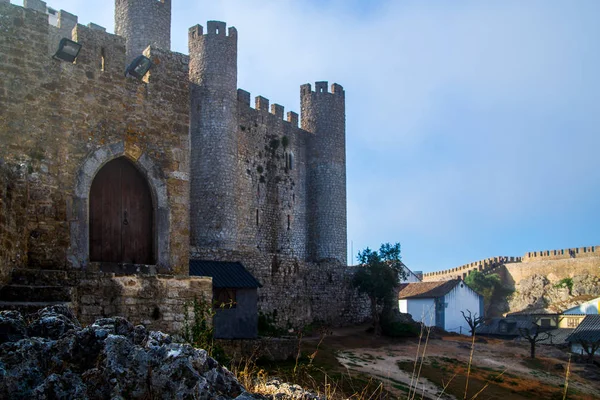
540, 318, 551, 327
499, 322, 507, 333
567, 317, 579, 328
100, 47, 106, 71
214, 288, 236, 309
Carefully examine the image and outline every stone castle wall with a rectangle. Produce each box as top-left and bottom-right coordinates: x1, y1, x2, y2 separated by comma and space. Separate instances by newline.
235, 90, 310, 259
75, 273, 212, 333
423, 245, 600, 286
505, 257, 600, 285
191, 247, 370, 328
0, 162, 29, 283
522, 245, 598, 262
0, 0, 357, 329
422, 256, 521, 282
0, 1, 190, 272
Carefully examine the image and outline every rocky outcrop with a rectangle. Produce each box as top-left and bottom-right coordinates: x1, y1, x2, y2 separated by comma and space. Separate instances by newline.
508, 274, 600, 313
0, 306, 322, 400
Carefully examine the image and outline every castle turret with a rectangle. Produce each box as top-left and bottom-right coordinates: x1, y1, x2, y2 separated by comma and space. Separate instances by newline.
115, 0, 171, 62
302, 82, 347, 264
188, 22, 239, 250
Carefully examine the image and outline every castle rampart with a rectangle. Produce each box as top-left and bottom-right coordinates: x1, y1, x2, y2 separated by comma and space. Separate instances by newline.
522, 245, 598, 262
422, 256, 520, 282
0, 0, 190, 273
423, 245, 599, 283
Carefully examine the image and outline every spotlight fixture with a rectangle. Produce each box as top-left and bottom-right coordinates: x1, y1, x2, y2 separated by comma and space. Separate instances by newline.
125, 56, 153, 80
53, 38, 82, 62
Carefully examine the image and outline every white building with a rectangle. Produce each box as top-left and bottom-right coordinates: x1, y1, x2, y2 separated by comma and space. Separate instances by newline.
400, 263, 422, 283
398, 279, 483, 335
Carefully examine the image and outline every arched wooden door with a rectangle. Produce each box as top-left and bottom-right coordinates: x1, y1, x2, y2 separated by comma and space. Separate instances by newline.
89, 157, 154, 264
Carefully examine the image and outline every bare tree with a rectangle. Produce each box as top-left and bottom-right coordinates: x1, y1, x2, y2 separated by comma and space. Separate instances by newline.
518, 324, 550, 359
577, 339, 600, 363
461, 310, 484, 337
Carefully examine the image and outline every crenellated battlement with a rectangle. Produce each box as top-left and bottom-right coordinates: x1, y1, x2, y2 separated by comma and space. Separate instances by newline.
188, 21, 237, 40
422, 256, 520, 281
523, 245, 598, 262
301, 81, 345, 98
236, 89, 301, 127
422, 244, 600, 282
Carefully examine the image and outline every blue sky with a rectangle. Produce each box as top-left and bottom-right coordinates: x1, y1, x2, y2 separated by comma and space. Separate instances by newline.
17, 0, 600, 272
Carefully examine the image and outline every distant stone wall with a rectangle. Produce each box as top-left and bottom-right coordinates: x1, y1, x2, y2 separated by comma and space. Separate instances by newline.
190, 247, 370, 328
424, 245, 600, 284
522, 245, 598, 262
423, 256, 521, 282
74, 273, 212, 333
506, 257, 600, 285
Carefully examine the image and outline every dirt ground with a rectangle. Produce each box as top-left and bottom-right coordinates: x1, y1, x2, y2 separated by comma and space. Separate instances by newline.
305, 326, 600, 400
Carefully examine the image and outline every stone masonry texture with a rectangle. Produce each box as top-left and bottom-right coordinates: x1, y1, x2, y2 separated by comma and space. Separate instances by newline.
0, 0, 365, 330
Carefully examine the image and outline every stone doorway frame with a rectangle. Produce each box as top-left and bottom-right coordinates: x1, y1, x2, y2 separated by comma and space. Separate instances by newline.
68, 142, 170, 270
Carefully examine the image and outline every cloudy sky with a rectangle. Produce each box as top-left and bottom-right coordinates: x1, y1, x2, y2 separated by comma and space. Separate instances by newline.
17, 0, 600, 272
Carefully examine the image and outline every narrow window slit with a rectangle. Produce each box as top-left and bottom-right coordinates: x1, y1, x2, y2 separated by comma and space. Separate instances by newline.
100, 47, 106, 71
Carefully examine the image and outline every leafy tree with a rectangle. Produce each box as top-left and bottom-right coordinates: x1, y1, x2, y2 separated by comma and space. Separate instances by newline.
518, 324, 550, 359
464, 270, 501, 314
461, 310, 484, 337
352, 243, 406, 335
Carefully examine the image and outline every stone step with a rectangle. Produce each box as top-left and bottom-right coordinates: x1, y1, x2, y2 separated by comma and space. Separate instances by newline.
0, 285, 73, 302
10, 269, 72, 286
0, 301, 72, 316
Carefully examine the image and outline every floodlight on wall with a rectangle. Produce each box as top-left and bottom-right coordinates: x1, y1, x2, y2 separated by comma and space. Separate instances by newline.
125, 55, 153, 80
53, 38, 82, 62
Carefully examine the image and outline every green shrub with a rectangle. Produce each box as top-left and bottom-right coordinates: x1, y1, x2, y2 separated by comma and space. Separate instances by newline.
381, 320, 419, 338
554, 278, 573, 294
182, 296, 227, 363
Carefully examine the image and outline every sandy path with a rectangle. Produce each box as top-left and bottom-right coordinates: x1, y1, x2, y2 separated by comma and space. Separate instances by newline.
334, 335, 600, 399
337, 349, 456, 399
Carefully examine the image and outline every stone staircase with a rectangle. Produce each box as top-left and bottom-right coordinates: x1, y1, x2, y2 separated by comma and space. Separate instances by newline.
0, 269, 75, 315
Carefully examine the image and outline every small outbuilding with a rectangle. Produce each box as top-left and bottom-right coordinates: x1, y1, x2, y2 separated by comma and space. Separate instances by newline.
567, 314, 600, 358
189, 260, 262, 339
559, 296, 600, 329
398, 279, 483, 335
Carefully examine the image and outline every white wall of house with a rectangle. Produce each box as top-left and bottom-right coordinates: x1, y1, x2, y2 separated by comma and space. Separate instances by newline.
442, 282, 483, 335
400, 266, 421, 283
400, 298, 436, 326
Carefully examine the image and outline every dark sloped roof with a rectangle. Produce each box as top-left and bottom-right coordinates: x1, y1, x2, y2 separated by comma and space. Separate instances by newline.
189, 260, 262, 288
476, 317, 535, 336
398, 279, 461, 299
568, 315, 600, 343
507, 309, 558, 316
537, 328, 575, 345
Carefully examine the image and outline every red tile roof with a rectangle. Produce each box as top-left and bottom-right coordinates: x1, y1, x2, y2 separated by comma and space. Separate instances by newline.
398, 279, 461, 299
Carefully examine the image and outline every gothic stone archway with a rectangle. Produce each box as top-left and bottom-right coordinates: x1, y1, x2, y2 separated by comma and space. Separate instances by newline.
89, 157, 154, 264
68, 142, 170, 270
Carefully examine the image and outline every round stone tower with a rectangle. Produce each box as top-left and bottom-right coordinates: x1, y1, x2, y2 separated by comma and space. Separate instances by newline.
301, 82, 347, 265
115, 0, 171, 63
188, 22, 239, 250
